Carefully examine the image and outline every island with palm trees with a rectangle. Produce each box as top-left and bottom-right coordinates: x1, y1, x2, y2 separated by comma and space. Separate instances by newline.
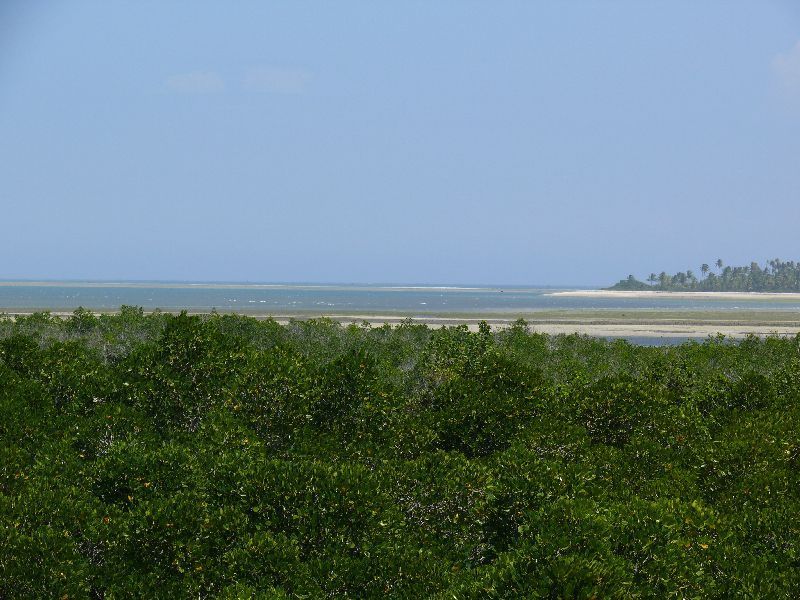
606, 258, 800, 292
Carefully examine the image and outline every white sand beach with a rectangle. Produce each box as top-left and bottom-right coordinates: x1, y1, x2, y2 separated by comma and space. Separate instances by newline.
546, 290, 800, 301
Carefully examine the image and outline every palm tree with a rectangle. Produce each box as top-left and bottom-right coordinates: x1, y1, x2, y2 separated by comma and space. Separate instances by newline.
715, 258, 723, 272
701, 264, 709, 279
647, 273, 657, 286
686, 270, 696, 287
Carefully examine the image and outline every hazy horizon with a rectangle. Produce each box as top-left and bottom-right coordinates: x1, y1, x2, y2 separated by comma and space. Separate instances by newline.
0, 278, 587, 289
2, 1, 799, 285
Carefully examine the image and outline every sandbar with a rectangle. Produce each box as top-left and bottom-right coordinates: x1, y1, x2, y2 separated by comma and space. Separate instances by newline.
546, 290, 800, 301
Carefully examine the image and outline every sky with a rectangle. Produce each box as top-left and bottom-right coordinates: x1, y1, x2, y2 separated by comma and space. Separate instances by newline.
1, 1, 799, 286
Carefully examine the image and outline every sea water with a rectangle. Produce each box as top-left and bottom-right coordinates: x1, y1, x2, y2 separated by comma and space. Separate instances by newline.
2, 282, 800, 315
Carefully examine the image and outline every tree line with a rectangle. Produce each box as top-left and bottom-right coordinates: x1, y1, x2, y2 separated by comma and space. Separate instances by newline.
609, 258, 800, 292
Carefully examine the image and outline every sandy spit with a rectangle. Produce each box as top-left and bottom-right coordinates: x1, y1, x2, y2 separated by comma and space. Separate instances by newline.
545, 290, 800, 301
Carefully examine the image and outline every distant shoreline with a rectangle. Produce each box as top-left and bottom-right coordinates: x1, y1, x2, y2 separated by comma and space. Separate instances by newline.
546, 290, 800, 301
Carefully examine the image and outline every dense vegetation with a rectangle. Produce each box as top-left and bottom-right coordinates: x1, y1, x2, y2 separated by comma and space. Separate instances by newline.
2, 307, 799, 598
608, 258, 800, 292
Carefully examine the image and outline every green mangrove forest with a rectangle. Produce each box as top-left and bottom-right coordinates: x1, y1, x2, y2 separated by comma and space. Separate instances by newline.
608, 258, 800, 292
1, 308, 799, 597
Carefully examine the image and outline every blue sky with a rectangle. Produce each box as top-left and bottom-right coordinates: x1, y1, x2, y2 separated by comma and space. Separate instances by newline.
1, 1, 799, 285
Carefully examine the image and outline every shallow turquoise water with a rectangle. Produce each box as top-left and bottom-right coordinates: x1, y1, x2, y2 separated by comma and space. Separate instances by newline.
2, 282, 799, 315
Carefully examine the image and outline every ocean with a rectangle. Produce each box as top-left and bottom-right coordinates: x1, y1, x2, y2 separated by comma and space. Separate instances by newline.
2, 282, 800, 315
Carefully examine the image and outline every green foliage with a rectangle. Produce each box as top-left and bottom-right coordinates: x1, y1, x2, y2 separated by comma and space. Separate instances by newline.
607, 274, 652, 291
608, 257, 800, 291
1, 310, 799, 597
